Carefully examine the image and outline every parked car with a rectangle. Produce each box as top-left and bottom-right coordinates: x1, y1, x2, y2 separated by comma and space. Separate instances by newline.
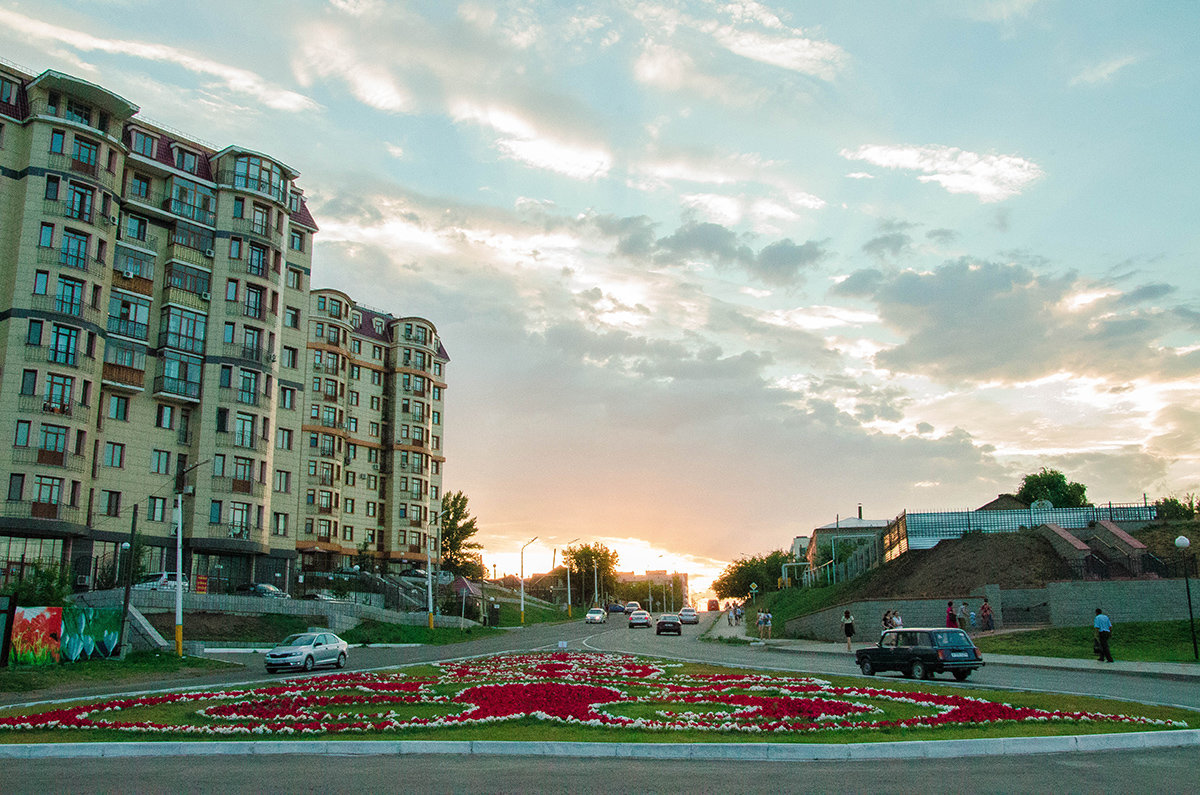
585, 607, 608, 624
397, 568, 428, 580
264, 632, 349, 673
856, 628, 984, 681
678, 607, 699, 624
607, 603, 627, 613
299, 592, 348, 603
627, 610, 652, 628
624, 601, 642, 615
236, 582, 290, 598
132, 572, 189, 591
655, 614, 683, 635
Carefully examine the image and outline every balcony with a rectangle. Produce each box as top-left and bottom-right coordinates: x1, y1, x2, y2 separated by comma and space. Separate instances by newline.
153, 375, 202, 401
166, 242, 212, 267
161, 196, 216, 227
321, 390, 339, 403
116, 231, 160, 254
36, 245, 98, 273
158, 330, 205, 355
212, 476, 264, 498
17, 394, 85, 418
106, 316, 149, 341
222, 342, 273, 368
44, 151, 117, 191
217, 169, 287, 204
316, 505, 334, 515
25, 345, 98, 373
242, 302, 265, 320
317, 445, 338, 459
161, 285, 209, 312
306, 472, 334, 486
30, 294, 102, 325
229, 432, 263, 452
111, 268, 155, 297
228, 216, 277, 244
226, 523, 262, 541
12, 447, 87, 472
102, 362, 145, 390
1, 499, 83, 525
319, 360, 340, 375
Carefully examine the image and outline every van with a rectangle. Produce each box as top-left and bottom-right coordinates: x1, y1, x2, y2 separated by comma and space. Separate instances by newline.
132, 572, 189, 591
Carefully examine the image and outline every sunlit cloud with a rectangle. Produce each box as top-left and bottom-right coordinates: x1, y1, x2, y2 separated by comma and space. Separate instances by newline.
0, 8, 317, 112
1070, 55, 1140, 86
840, 144, 1044, 202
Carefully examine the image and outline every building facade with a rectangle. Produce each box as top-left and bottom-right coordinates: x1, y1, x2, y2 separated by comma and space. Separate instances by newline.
0, 65, 446, 593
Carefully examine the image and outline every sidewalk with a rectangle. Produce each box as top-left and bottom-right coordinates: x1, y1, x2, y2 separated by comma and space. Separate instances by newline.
704, 611, 1200, 681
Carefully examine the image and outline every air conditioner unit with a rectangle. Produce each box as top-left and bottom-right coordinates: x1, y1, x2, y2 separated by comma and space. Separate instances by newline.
203, 248, 215, 258
122, 270, 135, 279
201, 291, 211, 300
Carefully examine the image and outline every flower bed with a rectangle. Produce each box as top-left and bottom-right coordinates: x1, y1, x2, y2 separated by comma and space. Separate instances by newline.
0, 652, 1187, 738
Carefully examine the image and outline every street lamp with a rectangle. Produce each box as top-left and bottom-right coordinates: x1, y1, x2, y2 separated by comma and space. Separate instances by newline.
115, 541, 130, 588
520, 536, 538, 625
563, 538, 579, 618
173, 459, 209, 657
427, 508, 451, 630
1176, 536, 1198, 661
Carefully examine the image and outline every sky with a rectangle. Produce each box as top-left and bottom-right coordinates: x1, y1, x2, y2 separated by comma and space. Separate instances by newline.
4, 1, 1199, 598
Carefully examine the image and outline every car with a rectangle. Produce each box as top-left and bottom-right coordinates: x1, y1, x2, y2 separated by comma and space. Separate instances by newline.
585, 607, 608, 624
299, 592, 348, 602
607, 603, 627, 613
132, 572, 189, 591
627, 610, 652, 628
264, 632, 349, 673
655, 614, 682, 635
236, 582, 290, 598
397, 568, 428, 580
624, 601, 642, 615
856, 628, 984, 681
678, 607, 699, 624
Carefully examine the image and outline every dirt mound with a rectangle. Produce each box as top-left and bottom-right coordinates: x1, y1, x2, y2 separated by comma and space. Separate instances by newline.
144, 611, 323, 642
848, 530, 1073, 600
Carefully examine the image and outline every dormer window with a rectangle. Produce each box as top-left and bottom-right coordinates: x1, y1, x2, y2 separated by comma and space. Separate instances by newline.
289, 192, 301, 212
65, 98, 92, 126
174, 147, 198, 174
132, 130, 156, 157
351, 312, 361, 327
373, 319, 384, 335
0, 77, 17, 105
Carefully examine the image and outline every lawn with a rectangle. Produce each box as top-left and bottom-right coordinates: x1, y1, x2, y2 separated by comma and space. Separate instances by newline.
975, 620, 1200, 664
494, 600, 568, 626
341, 619, 503, 645
0, 652, 1191, 744
0, 651, 237, 695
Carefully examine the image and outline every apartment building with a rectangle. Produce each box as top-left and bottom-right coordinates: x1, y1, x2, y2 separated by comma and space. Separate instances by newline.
0, 64, 446, 593
299, 291, 448, 575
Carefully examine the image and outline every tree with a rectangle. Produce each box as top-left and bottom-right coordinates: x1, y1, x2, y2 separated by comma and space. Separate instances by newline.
439, 491, 483, 577
1154, 495, 1196, 521
354, 538, 377, 574
563, 543, 619, 605
712, 550, 792, 599
1, 564, 73, 606
1016, 468, 1090, 508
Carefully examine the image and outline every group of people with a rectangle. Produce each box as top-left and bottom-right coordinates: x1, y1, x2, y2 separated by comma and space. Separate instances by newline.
839, 607, 905, 651
725, 604, 744, 625
945, 598, 995, 634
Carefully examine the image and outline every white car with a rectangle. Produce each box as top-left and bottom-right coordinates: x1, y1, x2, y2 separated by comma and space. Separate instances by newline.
132, 572, 189, 591
679, 607, 699, 624
585, 607, 607, 624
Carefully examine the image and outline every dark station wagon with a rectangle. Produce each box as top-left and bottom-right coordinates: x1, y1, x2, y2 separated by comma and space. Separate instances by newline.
856, 628, 984, 681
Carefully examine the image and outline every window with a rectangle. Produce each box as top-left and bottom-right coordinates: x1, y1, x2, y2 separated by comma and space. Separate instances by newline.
286, 268, 301, 289
103, 441, 125, 468
174, 148, 198, 173
289, 230, 304, 251
156, 404, 175, 429
14, 420, 30, 447
342, 526, 354, 542
280, 346, 297, 368
21, 370, 38, 396
272, 513, 289, 537
247, 243, 266, 275
132, 130, 156, 157
129, 173, 150, 199
230, 237, 242, 259
7, 474, 25, 502
124, 215, 148, 243
65, 183, 94, 222
103, 490, 121, 517
284, 307, 299, 328
276, 428, 293, 450
366, 502, 377, 518
209, 500, 222, 524
343, 498, 355, 514
147, 496, 167, 522
39, 223, 54, 248
103, 395, 127, 421
45, 175, 60, 201
151, 449, 170, 474
273, 470, 290, 493
280, 386, 295, 409
50, 129, 65, 154
0, 77, 16, 104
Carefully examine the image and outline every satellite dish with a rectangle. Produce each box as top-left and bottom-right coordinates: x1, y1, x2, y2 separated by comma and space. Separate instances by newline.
1031, 499, 1053, 510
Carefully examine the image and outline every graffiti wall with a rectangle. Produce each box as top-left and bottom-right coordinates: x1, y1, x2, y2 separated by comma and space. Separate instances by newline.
10, 606, 122, 666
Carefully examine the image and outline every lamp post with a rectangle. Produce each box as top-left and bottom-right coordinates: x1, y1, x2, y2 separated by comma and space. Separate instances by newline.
115, 541, 130, 589
563, 538, 579, 618
520, 536, 538, 625
428, 508, 451, 630
173, 459, 208, 657
1176, 536, 1198, 661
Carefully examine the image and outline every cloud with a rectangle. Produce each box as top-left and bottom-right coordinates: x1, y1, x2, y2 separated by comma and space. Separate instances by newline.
1070, 55, 1140, 86
650, 220, 827, 286
0, 8, 317, 112
840, 144, 1044, 202
862, 233, 913, 260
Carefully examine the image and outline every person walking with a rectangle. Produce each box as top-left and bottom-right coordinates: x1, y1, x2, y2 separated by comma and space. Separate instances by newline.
979, 598, 994, 632
891, 610, 903, 628
756, 610, 766, 639
881, 610, 893, 632
957, 601, 970, 632
945, 600, 957, 628
727, 607, 733, 626
763, 610, 773, 640
842, 610, 856, 651
1094, 608, 1114, 662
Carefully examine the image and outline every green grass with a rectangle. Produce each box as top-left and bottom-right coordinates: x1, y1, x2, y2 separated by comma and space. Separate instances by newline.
147, 612, 321, 642
0, 650, 237, 694
976, 620, 1200, 663
0, 657, 1191, 745
340, 619, 503, 646
495, 600, 568, 626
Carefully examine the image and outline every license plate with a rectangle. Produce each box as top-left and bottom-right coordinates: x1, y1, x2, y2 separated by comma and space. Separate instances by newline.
950, 652, 968, 658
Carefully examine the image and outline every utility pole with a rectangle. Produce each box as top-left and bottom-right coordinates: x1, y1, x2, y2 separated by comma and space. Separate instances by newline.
117, 505, 137, 658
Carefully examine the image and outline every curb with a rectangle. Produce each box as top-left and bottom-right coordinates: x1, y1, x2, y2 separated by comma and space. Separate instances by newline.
2, 729, 1197, 760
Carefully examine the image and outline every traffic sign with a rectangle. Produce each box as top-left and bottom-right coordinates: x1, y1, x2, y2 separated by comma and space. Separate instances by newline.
749, 582, 758, 593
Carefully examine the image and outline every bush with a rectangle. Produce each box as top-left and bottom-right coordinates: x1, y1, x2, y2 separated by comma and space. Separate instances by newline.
1, 564, 73, 607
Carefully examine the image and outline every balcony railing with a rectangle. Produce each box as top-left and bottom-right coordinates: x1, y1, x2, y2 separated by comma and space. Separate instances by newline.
212, 476, 264, 498
322, 390, 339, 402
161, 196, 216, 227
217, 169, 287, 203
106, 316, 149, 341
221, 342, 273, 367
158, 331, 205, 355
230, 432, 263, 452
44, 151, 117, 191
166, 242, 212, 267
12, 447, 86, 472
30, 294, 101, 324
1, 499, 83, 524
317, 445, 337, 458
306, 473, 335, 486
153, 375, 201, 401
227, 523, 262, 541
111, 269, 155, 297
17, 394, 84, 417
102, 362, 145, 389
35, 245, 97, 273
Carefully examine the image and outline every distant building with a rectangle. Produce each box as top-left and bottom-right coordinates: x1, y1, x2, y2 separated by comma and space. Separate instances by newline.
804, 517, 889, 565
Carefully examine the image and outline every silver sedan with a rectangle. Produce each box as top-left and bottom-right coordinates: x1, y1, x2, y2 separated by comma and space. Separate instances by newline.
264, 632, 349, 673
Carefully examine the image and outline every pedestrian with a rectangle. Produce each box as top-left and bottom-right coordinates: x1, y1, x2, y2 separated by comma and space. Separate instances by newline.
727, 607, 733, 626
736, 606, 743, 625
881, 610, 893, 632
1094, 608, 1114, 662
891, 610, 903, 628
756, 610, 766, 639
945, 600, 957, 628
979, 598, 994, 632
957, 601, 969, 632
842, 610, 856, 651
764, 610, 773, 640
970, 610, 977, 630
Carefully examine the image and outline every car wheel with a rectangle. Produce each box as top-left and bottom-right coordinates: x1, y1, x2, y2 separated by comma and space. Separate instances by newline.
859, 659, 874, 676
910, 660, 929, 680
336, 652, 347, 669
953, 669, 971, 681
656, 629, 662, 635
303, 656, 315, 672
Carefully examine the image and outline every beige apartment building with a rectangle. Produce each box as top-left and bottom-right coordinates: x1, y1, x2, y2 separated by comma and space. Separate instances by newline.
0, 64, 447, 593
